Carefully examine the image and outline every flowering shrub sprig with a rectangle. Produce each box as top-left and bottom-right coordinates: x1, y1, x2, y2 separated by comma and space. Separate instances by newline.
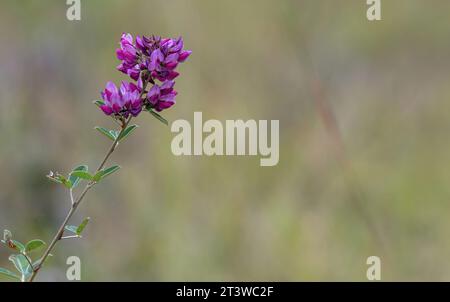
0, 33, 190, 282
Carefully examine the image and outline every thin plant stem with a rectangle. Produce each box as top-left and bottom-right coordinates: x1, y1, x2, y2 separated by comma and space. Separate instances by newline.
69, 189, 75, 206
28, 118, 131, 282
29, 79, 149, 282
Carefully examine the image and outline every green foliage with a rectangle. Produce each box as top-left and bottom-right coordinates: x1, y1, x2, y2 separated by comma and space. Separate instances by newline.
9, 254, 32, 281
48, 165, 98, 189
93, 100, 105, 107
0, 267, 20, 281
0, 230, 43, 281
66, 165, 121, 183
70, 170, 94, 181
65, 218, 90, 236
118, 125, 138, 142
10, 240, 25, 253
25, 239, 46, 253
93, 165, 121, 182
47, 172, 72, 189
77, 218, 90, 235
68, 165, 89, 189
64, 225, 78, 234
95, 126, 118, 141
147, 108, 168, 125
96, 125, 139, 142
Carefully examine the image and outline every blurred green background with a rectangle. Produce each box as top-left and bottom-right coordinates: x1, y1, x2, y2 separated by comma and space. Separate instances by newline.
1, 0, 450, 281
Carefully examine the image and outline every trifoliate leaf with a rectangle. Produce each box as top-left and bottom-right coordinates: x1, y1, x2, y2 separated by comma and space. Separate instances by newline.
95, 126, 117, 141
68, 165, 89, 189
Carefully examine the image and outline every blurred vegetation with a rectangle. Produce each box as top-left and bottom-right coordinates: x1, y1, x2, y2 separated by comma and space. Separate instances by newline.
1, 0, 450, 281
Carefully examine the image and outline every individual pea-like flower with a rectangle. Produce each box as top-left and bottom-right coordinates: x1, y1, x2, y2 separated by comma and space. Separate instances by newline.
146, 37, 192, 82
116, 33, 141, 81
100, 80, 143, 118
146, 80, 178, 112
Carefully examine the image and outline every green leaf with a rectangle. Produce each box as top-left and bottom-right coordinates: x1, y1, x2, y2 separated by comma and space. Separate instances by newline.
47, 172, 71, 189
111, 130, 120, 138
93, 165, 121, 182
76, 218, 90, 235
0, 267, 20, 281
93, 100, 105, 107
68, 165, 88, 189
70, 171, 93, 181
148, 109, 168, 126
93, 171, 102, 182
47, 175, 63, 185
65, 218, 90, 236
118, 125, 138, 142
25, 239, 46, 253
9, 254, 32, 280
102, 165, 121, 179
95, 126, 117, 141
64, 225, 78, 234
62, 180, 72, 189
10, 240, 25, 253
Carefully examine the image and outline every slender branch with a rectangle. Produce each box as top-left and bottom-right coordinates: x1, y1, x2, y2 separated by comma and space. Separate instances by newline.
95, 119, 128, 173
28, 78, 149, 282
28, 122, 129, 282
69, 189, 75, 206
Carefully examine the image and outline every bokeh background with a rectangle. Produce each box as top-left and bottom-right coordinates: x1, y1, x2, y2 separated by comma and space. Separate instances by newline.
1, 0, 450, 281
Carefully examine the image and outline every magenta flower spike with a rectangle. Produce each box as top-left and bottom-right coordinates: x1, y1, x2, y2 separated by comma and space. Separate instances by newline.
100, 33, 192, 118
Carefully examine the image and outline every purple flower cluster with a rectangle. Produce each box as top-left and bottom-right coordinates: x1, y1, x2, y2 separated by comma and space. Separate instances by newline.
100, 33, 191, 118
100, 80, 143, 118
